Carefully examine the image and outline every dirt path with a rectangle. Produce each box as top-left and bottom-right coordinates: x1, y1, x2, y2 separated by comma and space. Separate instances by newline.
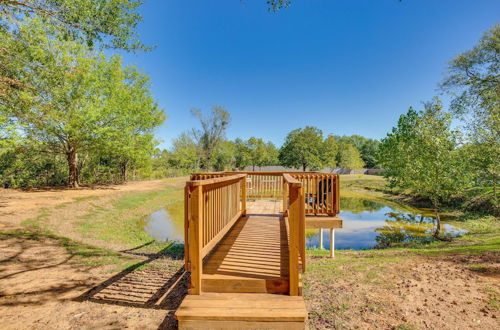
0, 178, 186, 231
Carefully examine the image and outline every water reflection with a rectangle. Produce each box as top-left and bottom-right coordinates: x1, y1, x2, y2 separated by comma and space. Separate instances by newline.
143, 200, 184, 243
144, 196, 466, 250
306, 197, 466, 250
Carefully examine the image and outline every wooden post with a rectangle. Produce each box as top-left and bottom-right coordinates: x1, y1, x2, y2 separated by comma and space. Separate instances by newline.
188, 184, 203, 294
241, 176, 247, 216
319, 228, 323, 250
288, 185, 299, 296
282, 182, 287, 215
299, 186, 306, 273
330, 228, 335, 258
184, 185, 189, 271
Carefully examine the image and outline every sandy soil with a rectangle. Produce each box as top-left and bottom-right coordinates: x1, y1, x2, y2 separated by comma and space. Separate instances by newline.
0, 234, 187, 330
305, 253, 500, 329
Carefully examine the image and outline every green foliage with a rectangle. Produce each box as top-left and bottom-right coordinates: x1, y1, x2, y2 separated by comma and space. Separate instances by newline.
335, 135, 380, 168
322, 135, 338, 170
337, 142, 365, 170
168, 133, 200, 170
279, 126, 325, 171
378, 99, 468, 234
0, 0, 146, 51
441, 24, 499, 210
0, 19, 164, 187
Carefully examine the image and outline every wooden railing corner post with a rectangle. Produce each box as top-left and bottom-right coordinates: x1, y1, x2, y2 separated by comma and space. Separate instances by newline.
188, 184, 203, 295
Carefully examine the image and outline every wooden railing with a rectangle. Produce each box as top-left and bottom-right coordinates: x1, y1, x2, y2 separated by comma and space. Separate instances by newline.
283, 173, 306, 296
185, 174, 247, 294
191, 171, 340, 216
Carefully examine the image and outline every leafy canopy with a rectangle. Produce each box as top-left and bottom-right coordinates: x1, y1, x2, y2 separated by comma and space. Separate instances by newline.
378, 98, 467, 215
279, 126, 324, 171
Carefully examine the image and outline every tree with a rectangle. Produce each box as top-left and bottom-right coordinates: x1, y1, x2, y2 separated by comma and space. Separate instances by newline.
191, 106, 230, 170
0, 0, 146, 51
0, 20, 164, 187
264, 141, 279, 166
234, 138, 251, 170
335, 135, 379, 168
337, 143, 364, 170
213, 140, 236, 171
247, 137, 267, 171
378, 99, 467, 237
441, 24, 499, 208
322, 135, 338, 171
169, 133, 200, 170
279, 126, 324, 171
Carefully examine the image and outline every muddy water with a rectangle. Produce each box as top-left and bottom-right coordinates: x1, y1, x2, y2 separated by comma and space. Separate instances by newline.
143, 196, 466, 249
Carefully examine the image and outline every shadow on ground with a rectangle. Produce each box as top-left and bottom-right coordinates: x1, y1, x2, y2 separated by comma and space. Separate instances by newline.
76, 243, 188, 329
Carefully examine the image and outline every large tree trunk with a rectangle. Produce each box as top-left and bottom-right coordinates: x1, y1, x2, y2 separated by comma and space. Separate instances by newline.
67, 147, 79, 188
302, 163, 307, 171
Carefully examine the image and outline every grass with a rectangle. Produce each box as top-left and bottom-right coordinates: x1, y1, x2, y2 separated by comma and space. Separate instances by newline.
76, 187, 184, 249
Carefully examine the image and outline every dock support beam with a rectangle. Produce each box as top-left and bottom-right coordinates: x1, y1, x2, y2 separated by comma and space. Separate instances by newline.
329, 228, 335, 258
319, 228, 323, 250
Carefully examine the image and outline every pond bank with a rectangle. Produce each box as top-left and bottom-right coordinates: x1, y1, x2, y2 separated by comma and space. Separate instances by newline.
303, 174, 499, 329
0, 175, 498, 329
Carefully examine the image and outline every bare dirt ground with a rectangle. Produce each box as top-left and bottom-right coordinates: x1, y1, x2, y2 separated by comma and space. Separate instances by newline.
0, 233, 187, 330
305, 253, 500, 329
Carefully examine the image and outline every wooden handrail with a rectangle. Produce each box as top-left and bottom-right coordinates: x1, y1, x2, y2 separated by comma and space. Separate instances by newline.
190, 171, 339, 217
188, 174, 246, 186
185, 174, 247, 294
283, 173, 302, 186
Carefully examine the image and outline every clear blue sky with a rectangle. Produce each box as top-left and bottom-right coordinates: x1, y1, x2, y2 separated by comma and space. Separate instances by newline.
119, 0, 500, 149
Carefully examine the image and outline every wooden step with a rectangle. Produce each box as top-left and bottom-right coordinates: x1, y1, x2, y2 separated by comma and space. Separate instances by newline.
176, 293, 307, 330
202, 274, 289, 293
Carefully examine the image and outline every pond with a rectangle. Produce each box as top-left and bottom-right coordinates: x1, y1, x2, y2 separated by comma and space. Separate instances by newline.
143, 196, 466, 250
306, 196, 466, 250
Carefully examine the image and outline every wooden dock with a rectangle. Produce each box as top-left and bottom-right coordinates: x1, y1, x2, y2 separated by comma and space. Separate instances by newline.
176, 172, 342, 329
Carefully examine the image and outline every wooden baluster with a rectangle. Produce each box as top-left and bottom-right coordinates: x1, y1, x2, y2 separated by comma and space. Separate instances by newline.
241, 177, 247, 216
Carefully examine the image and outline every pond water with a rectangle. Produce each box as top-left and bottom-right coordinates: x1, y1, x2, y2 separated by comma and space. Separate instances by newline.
306, 197, 466, 250
143, 196, 466, 250
143, 200, 185, 243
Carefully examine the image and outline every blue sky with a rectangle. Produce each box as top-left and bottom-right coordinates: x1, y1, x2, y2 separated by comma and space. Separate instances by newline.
119, 0, 500, 149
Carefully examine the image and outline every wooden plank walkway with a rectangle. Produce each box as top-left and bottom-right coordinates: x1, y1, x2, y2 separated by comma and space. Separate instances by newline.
202, 205, 289, 293
176, 199, 308, 329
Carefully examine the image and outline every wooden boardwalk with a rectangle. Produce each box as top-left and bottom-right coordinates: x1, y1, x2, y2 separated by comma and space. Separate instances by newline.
177, 200, 306, 328
202, 201, 289, 293
176, 172, 341, 329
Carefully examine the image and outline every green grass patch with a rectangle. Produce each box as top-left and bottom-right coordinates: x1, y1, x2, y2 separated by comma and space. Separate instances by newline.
75, 185, 184, 249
